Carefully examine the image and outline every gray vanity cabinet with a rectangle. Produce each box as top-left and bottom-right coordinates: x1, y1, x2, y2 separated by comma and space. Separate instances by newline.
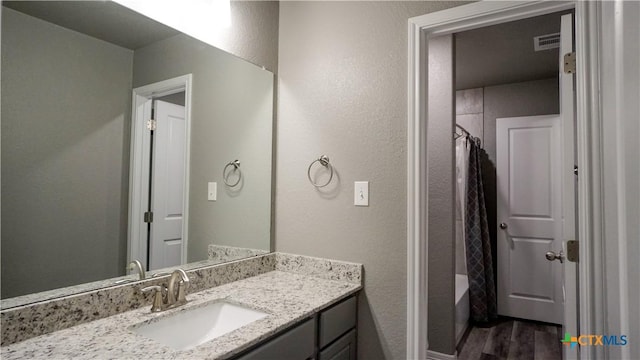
318, 296, 357, 360
235, 318, 316, 360
318, 330, 356, 360
233, 294, 357, 360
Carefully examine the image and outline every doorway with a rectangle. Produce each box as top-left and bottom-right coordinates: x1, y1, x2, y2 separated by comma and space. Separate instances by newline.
128, 74, 193, 272
452, 11, 574, 330
405, 2, 606, 360
447, 14, 575, 360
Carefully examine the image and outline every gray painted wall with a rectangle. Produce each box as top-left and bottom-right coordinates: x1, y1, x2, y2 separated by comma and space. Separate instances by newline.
1, 8, 133, 298
276, 2, 467, 359
133, 34, 274, 262
427, 35, 457, 356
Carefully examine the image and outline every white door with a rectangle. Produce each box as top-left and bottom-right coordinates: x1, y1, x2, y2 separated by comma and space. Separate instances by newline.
496, 114, 563, 324
149, 100, 186, 270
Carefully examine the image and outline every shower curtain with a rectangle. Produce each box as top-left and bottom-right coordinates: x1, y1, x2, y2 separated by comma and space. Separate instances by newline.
464, 137, 497, 323
455, 138, 469, 275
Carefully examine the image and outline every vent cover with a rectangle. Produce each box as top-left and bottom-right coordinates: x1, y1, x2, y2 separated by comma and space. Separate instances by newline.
534, 33, 560, 51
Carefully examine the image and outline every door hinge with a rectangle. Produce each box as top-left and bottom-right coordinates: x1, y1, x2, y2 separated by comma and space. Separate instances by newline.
566, 240, 579, 262
564, 52, 576, 74
146, 119, 157, 131
144, 211, 153, 223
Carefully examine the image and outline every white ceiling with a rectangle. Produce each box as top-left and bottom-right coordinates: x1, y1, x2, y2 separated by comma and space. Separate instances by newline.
2, 1, 180, 50
455, 11, 571, 90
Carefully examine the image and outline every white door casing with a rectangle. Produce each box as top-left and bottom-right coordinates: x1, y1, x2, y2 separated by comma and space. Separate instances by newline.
149, 100, 186, 270
129, 96, 153, 269
496, 115, 563, 324
559, 13, 578, 360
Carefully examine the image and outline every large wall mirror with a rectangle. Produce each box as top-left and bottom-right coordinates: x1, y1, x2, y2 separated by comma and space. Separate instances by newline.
1, 1, 274, 307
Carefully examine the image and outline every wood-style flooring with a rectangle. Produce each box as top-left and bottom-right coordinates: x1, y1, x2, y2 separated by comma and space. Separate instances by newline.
457, 318, 563, 360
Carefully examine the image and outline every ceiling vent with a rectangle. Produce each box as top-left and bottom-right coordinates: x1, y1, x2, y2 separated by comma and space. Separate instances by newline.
534, 33, 560, 51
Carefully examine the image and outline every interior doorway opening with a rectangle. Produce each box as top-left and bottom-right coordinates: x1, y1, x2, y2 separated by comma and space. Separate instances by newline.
451, 8, 575, 346
128, 74, 193, 273
404, 2, 605, 359
432, 10, 577, 359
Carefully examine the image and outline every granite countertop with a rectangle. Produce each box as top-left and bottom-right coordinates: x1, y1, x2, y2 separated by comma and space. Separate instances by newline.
1, 270, 361, 359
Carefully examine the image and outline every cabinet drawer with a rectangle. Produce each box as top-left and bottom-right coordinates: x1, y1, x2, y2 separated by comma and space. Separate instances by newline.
235, 318, 316, 360
319, 329, 356, 360
319, 296, 356, 348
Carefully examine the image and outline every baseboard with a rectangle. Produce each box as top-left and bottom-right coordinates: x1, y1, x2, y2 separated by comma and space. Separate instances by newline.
427, 350, 457, 360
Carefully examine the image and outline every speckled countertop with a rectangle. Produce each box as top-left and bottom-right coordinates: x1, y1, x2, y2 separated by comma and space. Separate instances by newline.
1, 270, 361, 359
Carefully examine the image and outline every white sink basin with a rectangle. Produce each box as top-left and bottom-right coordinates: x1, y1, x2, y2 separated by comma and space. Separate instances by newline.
131, 301, 268, 351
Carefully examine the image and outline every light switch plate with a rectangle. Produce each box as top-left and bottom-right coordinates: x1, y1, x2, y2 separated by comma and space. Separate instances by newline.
354, 181, 369, 206
208, 182, 217, 201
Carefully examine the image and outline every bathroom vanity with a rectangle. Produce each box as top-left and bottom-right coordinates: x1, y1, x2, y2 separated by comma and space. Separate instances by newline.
0, 253, 362, 360
236, 295, 357, 360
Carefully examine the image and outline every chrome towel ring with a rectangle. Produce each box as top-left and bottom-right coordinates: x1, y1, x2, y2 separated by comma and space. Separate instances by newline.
223, 160, 241, 187
307, 155, 333, 188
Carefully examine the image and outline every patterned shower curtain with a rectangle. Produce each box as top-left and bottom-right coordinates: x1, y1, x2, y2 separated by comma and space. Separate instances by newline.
464, 137, 498, 323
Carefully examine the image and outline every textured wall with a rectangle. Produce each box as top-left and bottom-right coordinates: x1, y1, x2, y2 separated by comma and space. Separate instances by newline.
276, 2, 467, 359
427, 35, 456, 356
133, 34, 274, 261
1, 8, 133, 298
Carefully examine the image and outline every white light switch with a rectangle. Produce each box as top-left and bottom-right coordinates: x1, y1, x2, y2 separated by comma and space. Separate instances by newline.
208, 182, 217, 201
354, 181, 369, 206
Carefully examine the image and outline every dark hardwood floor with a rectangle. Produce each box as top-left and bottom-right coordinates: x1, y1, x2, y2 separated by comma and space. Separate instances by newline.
457, 318, 563, 360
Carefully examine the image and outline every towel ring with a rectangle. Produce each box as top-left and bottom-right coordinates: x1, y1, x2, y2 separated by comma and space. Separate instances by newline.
307, 155, 333, 188
223, 160, 241, 187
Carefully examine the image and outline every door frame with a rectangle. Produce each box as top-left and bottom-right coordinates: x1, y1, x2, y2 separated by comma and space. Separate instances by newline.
407, 2, 605, 359
127, 74, 193, 270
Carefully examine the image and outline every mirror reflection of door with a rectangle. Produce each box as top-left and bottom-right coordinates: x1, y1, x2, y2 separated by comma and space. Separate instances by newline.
148, 98, 186, 270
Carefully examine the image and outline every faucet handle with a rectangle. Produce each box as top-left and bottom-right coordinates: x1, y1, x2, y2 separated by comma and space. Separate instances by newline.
141, 285, 164, 312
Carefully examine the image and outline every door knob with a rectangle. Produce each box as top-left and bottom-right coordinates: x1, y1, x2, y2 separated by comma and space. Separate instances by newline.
499, 222, 508, 229
545, 250, 564, 263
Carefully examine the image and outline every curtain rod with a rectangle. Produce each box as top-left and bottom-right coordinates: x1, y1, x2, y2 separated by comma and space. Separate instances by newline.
454, 123, 471, 139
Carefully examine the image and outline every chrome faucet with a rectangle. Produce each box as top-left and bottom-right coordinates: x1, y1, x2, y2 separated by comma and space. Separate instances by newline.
140, 269, 190, 312
128, 260, 146, 280
167, 269, 190, 306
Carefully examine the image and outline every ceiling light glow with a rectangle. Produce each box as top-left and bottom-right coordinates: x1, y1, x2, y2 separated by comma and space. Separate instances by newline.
113, 0, 231, 45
